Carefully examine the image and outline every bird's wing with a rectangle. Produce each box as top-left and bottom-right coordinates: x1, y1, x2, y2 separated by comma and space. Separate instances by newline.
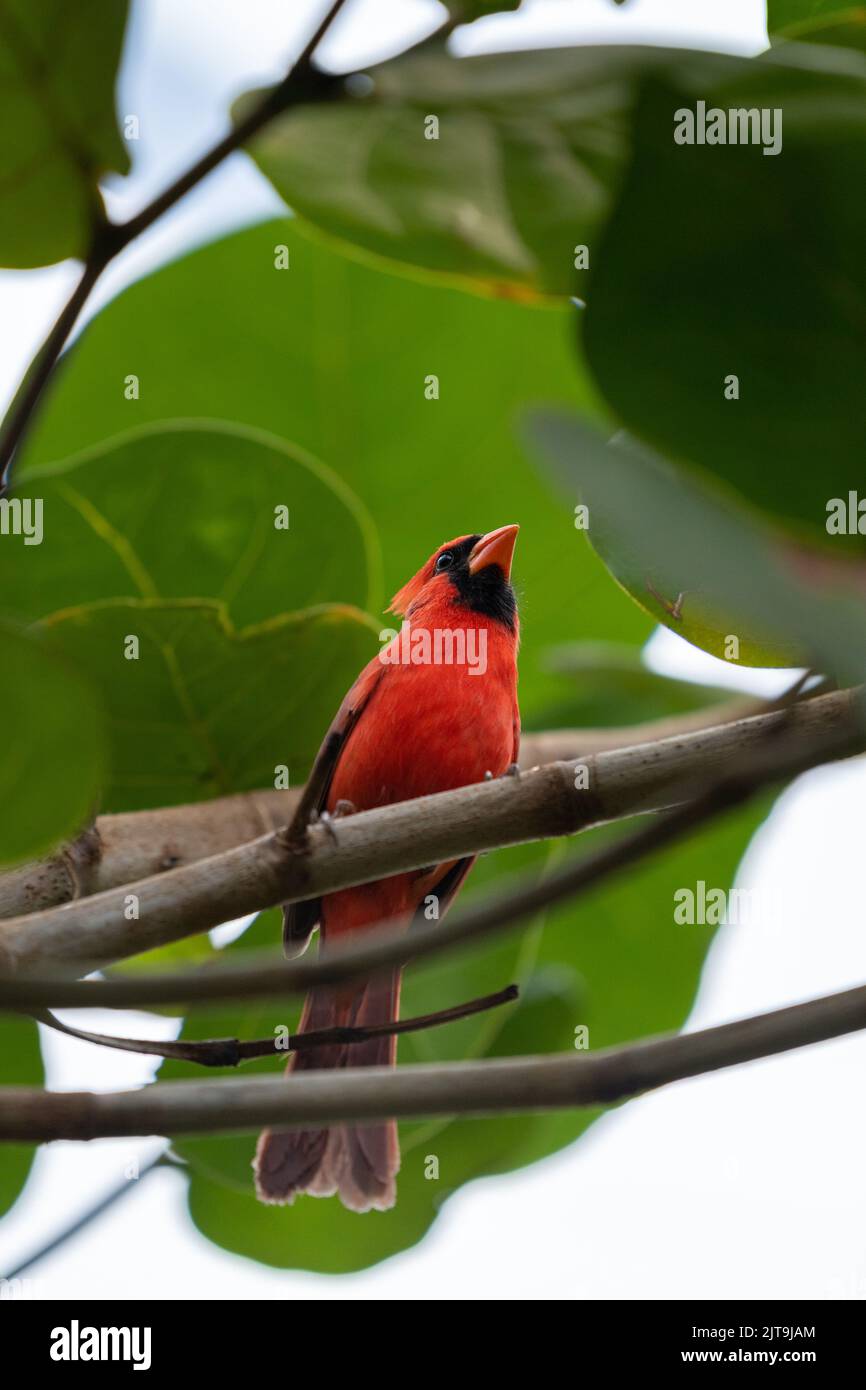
410, 855, 476, 931
282, 654, 387, 957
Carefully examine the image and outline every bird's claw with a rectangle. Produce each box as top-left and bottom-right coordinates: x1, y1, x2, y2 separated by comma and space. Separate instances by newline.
317, 810, 340, 844
316, 800, 357, 845
485, 764, 520, 782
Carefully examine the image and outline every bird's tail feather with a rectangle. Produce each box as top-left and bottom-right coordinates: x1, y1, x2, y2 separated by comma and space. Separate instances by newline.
254, 968, 402, 1213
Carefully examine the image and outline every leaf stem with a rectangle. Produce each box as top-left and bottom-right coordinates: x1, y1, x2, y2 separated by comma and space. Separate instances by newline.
30, 984, 519, 1066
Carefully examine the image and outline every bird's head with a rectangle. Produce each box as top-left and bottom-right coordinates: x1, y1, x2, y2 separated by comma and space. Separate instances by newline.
388, 525, 519, 630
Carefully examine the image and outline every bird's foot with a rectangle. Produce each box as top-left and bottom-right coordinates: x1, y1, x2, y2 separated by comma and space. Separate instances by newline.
316, 800, 357, 845
316, 811, 339, 844
503, 762, 521, 779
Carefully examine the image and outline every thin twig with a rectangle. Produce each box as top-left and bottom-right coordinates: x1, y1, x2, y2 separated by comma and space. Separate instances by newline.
0, 251, 110, 496
30, 984, 518, 1066
0, 1148, 170, 1280
0, 0, 352, 493
4, 978, 866, 1141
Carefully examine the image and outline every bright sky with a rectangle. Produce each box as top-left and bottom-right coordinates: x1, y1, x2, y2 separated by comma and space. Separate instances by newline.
2, 0, 864, 1301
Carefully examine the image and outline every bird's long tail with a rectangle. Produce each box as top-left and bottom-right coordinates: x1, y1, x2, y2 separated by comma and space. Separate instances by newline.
254, 967, 402, 1213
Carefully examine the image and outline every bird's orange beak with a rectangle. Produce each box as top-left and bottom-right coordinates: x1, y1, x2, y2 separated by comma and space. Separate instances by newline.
468, 524, 519, 579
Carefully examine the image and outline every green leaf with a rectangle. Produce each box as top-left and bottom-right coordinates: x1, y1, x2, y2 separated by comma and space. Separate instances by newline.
237, 46, 712, 298
7, 420, 380, 626
163, 797, 765, 1272
20, 218, 651, 721
768, 1, 866, 40
528, 412, 866, 679
0, 1014, 42, 1218
444, 1, 522, 19
771, 7, 866, 50
536, 641, 734, 728
38, 598, 380, 813
0, 622, 106, 866
583, 51, 866, 550
770, 0, 846, 21
0, 0, 130, 267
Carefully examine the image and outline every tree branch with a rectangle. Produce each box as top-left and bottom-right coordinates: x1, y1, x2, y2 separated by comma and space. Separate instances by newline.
30, 984, 518, 1066
4, 979, 866, 1141
0, 688, 861, 1013
0, 0, 352, 494
0, 701, 758, 920
0, 689, 859, 980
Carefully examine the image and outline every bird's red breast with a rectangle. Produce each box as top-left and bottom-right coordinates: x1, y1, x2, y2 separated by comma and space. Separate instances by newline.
322, 526, 520, 940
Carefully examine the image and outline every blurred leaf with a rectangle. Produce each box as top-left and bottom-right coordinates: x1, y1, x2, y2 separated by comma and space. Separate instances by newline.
772, 11, 866, 49
770, 0, 850, 20
0, 622, 105, 865
444, 1, 522, 18
0, 1015, 42, 1218
536, 640, 734, 727
108, 929, 226, 977
768, 0, 866, 43
38, 598, 380, 812
583, 51, 866, 549
0, 0, 130, 267
164, 794, 765, 1271
8, 420, 380, 625
529, 412, 866, 679
21, 219, 651, 720
238, 46, 718, 298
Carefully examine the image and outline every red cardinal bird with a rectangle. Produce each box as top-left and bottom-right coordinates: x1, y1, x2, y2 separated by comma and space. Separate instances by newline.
255, 526, 520, 1212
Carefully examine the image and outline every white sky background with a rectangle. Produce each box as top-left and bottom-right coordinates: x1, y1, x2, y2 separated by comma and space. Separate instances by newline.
2, 0, 865, 1301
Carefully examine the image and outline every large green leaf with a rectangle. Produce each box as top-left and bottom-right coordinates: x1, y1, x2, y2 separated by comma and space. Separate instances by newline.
0, 1014, 42, 1218
0, 0, 130, 267
768, 0, 866, 39
37, 598, 380, 814
535, 641, 734, 728
770, 0, 850, 20
529, 413, 866, 679
21, 219, 651, 720
238, 47, 729, 299
163, 795, 764, 1272
0, 622, 106, 865
770, 7, 866, 50
583, 49, 866, 549
7, 421, 380, 626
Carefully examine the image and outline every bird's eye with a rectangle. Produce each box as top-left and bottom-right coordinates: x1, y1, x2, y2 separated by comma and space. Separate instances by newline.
435, 551, 454, 572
